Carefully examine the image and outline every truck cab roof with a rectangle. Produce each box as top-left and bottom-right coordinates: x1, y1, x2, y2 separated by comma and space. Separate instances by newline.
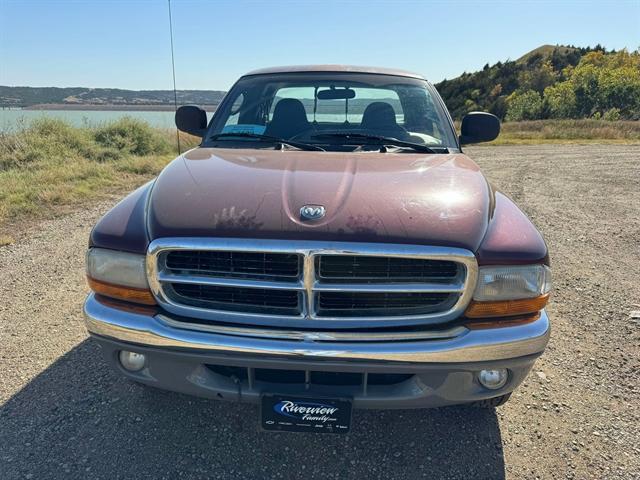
243, 65, 426, 80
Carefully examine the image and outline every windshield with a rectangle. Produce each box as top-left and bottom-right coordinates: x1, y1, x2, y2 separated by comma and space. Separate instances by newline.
206, 72, 457, 151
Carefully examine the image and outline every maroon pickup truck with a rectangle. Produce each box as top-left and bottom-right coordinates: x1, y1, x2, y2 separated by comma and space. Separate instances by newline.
84, 65, 551, 434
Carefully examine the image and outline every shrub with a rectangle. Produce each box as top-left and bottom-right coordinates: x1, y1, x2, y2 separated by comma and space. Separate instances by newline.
94, 117, 170, 157
0, 117, 177, 172
603, 108, 621, 121
0, 118, 97, 170
94, 147, 123, 162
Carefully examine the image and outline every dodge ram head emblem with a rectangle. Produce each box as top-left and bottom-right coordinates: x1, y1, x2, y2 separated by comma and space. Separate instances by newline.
300, 205, 326, 220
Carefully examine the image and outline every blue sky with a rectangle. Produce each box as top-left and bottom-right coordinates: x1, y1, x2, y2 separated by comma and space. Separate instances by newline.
1, 0, 639, 90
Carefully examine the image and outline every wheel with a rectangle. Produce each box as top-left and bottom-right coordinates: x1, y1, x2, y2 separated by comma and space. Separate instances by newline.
466, 393, 512, 408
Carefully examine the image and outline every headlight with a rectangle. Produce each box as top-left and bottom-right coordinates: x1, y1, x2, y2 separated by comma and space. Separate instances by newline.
86, 248, 155, 305
473, 265, 551, 301
465, 264, 551, 318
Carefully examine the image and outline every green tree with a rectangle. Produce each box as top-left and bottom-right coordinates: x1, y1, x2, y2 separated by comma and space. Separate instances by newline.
505, 90, 544, 121
553, 50, 640, 119
519, 60, 557, 93
596, 62, 640, 117
544, 82, 577, 118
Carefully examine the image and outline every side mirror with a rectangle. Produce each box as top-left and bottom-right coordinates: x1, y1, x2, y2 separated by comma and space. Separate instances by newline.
459, 112, 500, 145
175, 105, 207, 137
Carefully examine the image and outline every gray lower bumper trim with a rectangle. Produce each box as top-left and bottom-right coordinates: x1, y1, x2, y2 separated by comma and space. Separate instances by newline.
83, 294, 550, 364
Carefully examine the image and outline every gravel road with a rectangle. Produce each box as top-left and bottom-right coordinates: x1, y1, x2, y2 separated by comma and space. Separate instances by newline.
1, 145, 639, 479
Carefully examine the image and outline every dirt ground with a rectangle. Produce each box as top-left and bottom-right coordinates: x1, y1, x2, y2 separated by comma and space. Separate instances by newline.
1, 144, 638, 479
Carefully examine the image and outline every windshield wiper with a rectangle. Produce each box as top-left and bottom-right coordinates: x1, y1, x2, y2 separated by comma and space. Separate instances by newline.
311, 132, 439, 153
209, 132, 324, 152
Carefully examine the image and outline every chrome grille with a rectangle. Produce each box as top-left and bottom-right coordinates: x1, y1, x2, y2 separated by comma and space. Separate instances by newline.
148, 238, 478, 329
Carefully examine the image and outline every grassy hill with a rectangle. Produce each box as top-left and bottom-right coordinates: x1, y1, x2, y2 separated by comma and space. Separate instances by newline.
0, 86, 226, 109
516, 44, 578, 63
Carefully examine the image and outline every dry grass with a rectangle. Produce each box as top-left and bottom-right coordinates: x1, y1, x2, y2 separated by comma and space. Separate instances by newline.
490, 119, 640, 144
0, 234, 14, 246
0, 118, 199, 232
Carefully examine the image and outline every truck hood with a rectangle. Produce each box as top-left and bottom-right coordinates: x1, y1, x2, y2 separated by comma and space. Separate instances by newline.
147, 148, 492, 251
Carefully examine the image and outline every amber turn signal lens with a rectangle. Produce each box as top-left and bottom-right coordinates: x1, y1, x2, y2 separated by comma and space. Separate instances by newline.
465, 312, 541, 330
464, 294, 549, 318
87, 276, 156, 305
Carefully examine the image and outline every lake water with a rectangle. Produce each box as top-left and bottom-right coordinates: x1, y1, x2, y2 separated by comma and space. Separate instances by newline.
0, 109, 394, 132
0, 109, 181, 131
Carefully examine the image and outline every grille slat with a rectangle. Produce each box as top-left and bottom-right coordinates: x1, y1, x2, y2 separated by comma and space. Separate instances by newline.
171, 283, 300, 315
166, 250, 300, 281
316, 291, 454, 317
317, 255, 459, 282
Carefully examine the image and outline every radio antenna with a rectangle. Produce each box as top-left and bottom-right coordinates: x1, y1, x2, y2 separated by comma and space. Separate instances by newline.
167, 0, 181, 154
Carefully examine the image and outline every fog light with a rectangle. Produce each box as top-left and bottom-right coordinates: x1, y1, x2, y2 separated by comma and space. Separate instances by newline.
119, 350, 146, 372
478, 369, 508, 390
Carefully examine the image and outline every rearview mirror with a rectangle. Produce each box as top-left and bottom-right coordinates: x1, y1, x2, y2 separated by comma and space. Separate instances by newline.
175, 105, 207, 137
459, 112, 500, 145
317, 88, 356, 100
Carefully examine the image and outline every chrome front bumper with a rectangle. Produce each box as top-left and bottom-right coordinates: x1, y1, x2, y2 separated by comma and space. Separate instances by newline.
84, 294, 550, 408
84, 294, 550, 364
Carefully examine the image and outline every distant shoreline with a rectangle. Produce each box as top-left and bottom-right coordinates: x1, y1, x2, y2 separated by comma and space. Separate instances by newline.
19, 104, 219, 112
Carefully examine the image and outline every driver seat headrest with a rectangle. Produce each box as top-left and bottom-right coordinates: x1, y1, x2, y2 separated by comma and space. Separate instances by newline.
265, 98, 310, 138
